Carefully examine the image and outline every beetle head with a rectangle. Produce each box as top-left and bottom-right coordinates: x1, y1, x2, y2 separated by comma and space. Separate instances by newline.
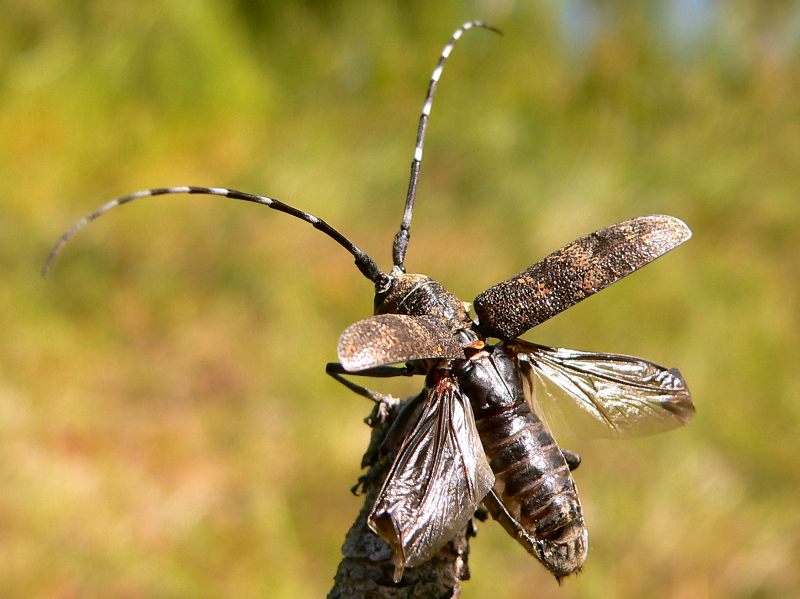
374, 273, 471, 330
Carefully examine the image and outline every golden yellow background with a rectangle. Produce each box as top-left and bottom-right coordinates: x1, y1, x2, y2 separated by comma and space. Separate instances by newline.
2, 2, 798, 597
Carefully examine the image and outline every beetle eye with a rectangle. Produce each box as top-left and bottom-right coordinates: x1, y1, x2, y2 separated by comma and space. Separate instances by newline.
376, 273, 393, 295
373, 276, 395, 312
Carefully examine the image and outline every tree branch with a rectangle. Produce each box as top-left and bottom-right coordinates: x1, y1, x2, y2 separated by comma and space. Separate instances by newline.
328, 396, 475, 598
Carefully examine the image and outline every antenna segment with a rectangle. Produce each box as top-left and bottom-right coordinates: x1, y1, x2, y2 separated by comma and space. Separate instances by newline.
43, 186, 389, 287
391, 20, 500, 272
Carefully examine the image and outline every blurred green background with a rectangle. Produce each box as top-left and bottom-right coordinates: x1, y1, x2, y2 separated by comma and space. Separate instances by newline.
2, 1, 799, 597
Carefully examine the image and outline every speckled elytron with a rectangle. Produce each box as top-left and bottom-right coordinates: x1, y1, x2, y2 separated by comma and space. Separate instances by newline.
46, 21, 695, 584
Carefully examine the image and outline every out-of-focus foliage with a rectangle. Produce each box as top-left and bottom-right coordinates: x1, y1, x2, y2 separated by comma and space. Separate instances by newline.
2, 1, 799, 597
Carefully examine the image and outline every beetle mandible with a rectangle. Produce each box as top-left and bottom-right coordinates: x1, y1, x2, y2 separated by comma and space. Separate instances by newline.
45, 21, 695, 583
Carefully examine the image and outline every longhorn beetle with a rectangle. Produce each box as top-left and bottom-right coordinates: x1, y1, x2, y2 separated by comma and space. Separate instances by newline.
45, 21, 695, 583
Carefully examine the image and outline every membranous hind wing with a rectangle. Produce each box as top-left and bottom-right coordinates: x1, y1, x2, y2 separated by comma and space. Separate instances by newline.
369, 370, 494, 582
509, 340, 694, 439
474, 215, 691, 339
338, 314, 464, 371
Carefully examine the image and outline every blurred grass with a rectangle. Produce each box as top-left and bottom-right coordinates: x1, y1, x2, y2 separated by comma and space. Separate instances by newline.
2, 1, 799, 597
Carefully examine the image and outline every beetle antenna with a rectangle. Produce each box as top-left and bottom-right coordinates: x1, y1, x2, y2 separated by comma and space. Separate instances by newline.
43, 186, 389, 287
391, 20, 500, 273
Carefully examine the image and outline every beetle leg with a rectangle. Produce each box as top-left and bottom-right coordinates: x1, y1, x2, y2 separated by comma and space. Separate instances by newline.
561, 449, 582, 471
325, 362, 413, 404
470, 503, 489, 538
482, 490, 548, 565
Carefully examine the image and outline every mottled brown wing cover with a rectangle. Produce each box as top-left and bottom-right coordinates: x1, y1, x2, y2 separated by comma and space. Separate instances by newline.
369, 373, 494, 582
337, 314, 464, 372
511, 340, 695, 439
474, 215, 692, 339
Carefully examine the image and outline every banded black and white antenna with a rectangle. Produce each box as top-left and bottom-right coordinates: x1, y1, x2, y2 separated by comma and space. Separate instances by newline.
391, 20, 500, 274
43, 186, 389, 288
44, 23, 498, 287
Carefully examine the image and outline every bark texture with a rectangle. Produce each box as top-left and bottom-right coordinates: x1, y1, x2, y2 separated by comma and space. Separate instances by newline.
328, 396, 474, 598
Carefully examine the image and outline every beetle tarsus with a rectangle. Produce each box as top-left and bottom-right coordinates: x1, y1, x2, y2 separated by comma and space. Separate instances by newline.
561, 449, 582, 471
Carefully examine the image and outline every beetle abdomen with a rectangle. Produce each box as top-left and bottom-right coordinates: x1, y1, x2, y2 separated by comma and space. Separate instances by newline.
475, 396, 588, 578
454, 342, 588, 578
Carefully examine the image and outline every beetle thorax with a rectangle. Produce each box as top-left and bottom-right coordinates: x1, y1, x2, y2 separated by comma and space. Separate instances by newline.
374, 273, 471, 330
